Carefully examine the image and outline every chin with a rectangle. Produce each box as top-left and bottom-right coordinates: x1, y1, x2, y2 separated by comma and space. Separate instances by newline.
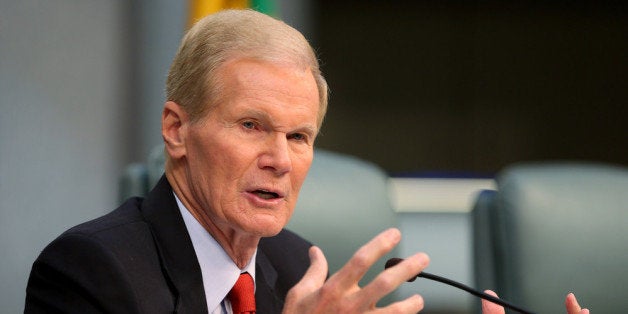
242, 225, 283, 238
246, 214, 289, 238
259, 228, 283, 238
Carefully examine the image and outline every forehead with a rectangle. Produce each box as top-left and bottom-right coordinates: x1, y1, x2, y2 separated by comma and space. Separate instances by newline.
211, 59, 320, 125
220, 58, 316, 95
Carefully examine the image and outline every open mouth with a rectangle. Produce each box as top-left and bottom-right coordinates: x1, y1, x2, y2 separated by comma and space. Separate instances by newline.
252, 189, 280, 200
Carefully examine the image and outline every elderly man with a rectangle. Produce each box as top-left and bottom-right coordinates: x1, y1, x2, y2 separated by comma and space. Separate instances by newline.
25, 9, 588, 314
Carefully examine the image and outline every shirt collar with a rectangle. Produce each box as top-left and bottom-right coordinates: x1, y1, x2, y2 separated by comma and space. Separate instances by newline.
174, 193, 257, 313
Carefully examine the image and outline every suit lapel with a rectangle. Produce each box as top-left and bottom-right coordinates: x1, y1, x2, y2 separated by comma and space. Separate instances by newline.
255, 249, 283, 314
140, 176, 208, 313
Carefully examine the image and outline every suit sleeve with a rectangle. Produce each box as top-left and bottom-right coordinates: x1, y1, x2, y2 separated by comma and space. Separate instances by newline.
25, 233, 140, 313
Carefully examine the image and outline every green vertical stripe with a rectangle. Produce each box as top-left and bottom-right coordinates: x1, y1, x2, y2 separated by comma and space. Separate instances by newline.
251, 0, 278, 17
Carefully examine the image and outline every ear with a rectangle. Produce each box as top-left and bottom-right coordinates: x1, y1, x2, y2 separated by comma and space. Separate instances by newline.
162, 101, 188, 160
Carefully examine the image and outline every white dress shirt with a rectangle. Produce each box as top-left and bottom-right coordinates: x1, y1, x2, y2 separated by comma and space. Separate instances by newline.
175, 193, 257, 314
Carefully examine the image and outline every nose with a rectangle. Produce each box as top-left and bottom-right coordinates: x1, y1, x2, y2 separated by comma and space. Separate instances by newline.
258, 133, 292, 175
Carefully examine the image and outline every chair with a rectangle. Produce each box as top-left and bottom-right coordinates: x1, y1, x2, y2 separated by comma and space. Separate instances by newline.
286, 149, 397, 291
471, 162, 628, 313
118, 146, 165, 201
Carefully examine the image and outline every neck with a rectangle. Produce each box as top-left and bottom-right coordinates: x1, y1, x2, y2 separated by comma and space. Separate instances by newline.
165, 167, 261, 269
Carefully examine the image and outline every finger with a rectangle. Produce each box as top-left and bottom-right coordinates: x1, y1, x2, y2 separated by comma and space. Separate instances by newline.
369, 294, 424, 314
360, 252, 429, 303
292, 246, 329, 294
565, 293, 589, 314
331, 228, 402, 289
304, 246, 329, 287
481, 290, 505, 314
282, 246, 328, 313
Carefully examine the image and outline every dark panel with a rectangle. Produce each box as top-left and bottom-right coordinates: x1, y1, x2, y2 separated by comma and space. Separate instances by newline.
313, 0, 628, 174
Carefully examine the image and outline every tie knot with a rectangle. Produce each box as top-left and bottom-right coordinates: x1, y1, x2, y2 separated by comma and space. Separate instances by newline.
228, 272, 256, 314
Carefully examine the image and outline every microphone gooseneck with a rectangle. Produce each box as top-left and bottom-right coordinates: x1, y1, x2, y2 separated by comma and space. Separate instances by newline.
385, 258, 536, 314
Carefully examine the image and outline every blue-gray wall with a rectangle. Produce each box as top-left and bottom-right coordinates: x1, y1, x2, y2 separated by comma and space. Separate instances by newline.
0, 1, 183, 312
0, 1, 313, 312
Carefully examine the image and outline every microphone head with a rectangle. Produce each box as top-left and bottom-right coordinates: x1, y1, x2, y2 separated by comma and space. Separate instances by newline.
385, 258, 417, 282
385, 257, 403, 269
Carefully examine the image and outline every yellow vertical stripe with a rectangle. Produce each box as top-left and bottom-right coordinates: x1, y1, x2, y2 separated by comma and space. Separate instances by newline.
188, 0, 250, 28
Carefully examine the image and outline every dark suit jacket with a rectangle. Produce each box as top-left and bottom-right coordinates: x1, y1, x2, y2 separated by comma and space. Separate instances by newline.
25, 176, 312, 313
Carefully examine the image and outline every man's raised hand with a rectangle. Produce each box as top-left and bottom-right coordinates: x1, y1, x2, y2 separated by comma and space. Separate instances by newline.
283, 228, 430, 313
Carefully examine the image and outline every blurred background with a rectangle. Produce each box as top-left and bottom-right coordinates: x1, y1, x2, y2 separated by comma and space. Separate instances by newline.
1, 0, 626, 313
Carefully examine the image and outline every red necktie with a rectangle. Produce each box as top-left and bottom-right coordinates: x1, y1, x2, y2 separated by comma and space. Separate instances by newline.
228, 272, 256, 314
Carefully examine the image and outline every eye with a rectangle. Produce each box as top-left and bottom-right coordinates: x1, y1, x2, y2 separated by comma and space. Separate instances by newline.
288, 133, 307, 142
242, 121, 256, 130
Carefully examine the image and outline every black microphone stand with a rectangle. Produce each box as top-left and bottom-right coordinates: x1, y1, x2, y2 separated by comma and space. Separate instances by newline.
385, 258, 536, 314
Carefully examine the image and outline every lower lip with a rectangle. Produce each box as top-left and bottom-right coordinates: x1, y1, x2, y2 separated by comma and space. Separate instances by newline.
244, 192, 285, 208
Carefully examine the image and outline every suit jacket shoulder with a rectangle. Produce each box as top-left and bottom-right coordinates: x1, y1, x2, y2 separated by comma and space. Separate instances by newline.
25, 177, 202, 313
26, 176, 313, 314
25, 196, 178, 313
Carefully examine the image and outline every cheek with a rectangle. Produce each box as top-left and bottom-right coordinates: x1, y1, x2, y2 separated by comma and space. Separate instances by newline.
196, 138, 248, 177
186, 140, 236, 197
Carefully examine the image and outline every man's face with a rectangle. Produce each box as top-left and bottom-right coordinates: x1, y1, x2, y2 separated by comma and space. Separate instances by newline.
183, 59, 319, 238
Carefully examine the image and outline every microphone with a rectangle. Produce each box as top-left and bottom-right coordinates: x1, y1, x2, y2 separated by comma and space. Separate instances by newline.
385, 258, 536, 314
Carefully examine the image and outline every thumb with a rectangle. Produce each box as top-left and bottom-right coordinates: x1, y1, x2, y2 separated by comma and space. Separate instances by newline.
283, 246, 328, 313
482, 290, 505, 314
291, 246, 328, 294
302, 246, 328, 287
